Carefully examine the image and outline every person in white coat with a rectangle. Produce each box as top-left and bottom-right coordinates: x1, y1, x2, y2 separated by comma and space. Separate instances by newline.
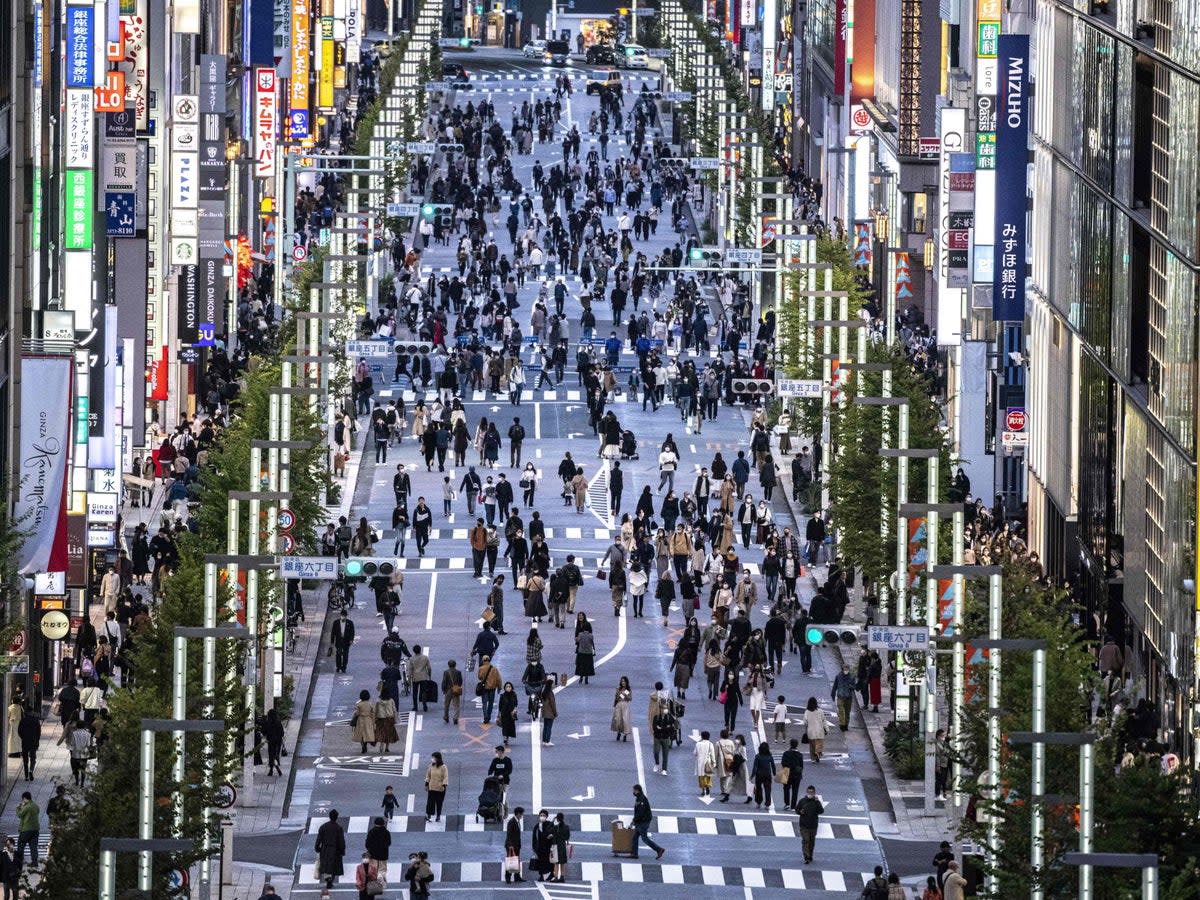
804, 696, 828, 762
693, 730, 717, 798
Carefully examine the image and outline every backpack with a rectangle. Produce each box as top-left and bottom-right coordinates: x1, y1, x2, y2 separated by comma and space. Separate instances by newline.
862, 877, 889, 900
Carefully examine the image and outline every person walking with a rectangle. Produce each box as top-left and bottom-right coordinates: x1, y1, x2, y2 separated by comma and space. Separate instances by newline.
331, 610, 355, 674
804, 696, 828, 761
409, 645, 433, 712
351, 690, 377, 753
0, 835, 20, 899
17, 705, 40, 781
574, 616, 595, 684
629, 785, 665, 859
262, 708, 285, 776
504, 807, 527, 883
611, 677, 633, 741
751, 741, 776, 809
424, 751, 449, 821
694, 730, 717, 797
441, 660, 464, 724
365, 816, 392, 878
478, 656, 502, 724
651, 700, 676, 775
375, 692, 399, 753
314, 809, 346, 888
780, 738, 805, 809
402, 851, 434, 897
539, 677, 558, 746
942, 861, 968, 900
795, 785, 824, 864
832, 664, 857, 731
498, 681, 519, 746
15, 792, 39, 870
355, 853, 382, 900
720, 671, 743, 732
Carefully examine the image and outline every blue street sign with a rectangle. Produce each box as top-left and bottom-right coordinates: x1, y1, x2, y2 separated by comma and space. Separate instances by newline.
104, 192, 135, 237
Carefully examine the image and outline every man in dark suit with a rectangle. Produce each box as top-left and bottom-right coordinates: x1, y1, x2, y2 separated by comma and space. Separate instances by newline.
504, 807, 526, 883
609, 461, 623, 516
330, 610, 355, 673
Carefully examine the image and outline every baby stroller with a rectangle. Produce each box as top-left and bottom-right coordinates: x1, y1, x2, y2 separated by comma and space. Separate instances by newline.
620, 430, 638, 460
476, 775, 508, 824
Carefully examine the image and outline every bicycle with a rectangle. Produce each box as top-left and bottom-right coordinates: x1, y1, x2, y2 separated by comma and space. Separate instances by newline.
400, 666, 412, 697
327, 577, 357, 611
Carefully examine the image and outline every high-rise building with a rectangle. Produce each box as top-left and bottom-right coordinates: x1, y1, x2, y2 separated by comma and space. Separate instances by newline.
1025, 2, 1200, 753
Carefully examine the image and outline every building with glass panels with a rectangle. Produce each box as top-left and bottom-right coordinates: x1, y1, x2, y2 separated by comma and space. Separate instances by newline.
1025, 0, 1200, 755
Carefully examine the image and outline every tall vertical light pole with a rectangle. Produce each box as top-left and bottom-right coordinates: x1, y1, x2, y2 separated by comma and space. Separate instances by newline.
1062, 853, 1158, 900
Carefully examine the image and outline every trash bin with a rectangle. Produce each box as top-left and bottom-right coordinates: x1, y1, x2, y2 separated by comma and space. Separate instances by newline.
610, 819, 634, 856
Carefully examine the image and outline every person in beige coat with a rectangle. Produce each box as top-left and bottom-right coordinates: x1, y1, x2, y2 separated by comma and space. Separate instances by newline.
804, 696, 828, 762
352, 690, 377, 753
942, 861, 968, 900
424, 751, 449, 821
571, 469, 588, 513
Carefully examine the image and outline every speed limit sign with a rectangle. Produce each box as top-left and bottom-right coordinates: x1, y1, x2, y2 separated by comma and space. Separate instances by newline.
292, 244, 308, 262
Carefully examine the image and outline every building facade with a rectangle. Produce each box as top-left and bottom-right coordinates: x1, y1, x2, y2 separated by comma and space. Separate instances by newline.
1025, 0, 1200, 754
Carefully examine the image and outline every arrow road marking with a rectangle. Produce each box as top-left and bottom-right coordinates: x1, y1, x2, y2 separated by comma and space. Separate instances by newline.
571, 786, 596, 802
568, 725, 592, 739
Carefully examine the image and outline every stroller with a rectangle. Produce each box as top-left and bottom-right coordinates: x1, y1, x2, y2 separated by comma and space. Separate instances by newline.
475, 775, 508, 824
620, 430, 639, 460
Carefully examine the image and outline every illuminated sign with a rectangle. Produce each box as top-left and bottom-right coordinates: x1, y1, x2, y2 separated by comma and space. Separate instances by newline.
65, 170, 94, 250
66, 5, 94, 88
290, 0, 311, 136
254, 68, 277, 178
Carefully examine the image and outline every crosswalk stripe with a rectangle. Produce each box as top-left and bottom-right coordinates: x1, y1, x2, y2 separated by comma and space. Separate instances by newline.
360, 555, 763, 575
621, 862, 644, 882
700, 866, 723, 885
781, 868, 806, 889
823, 871, 847, 891
661, 864, 685, 884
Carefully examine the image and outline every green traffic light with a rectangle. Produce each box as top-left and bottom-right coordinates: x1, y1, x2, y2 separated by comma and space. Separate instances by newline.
422, 204, 435, 216
459, 37, 470, 46
805, 626, 825, 645
626, 47, 634, 56
345, 560, 364, 577
689, 248, 702, 260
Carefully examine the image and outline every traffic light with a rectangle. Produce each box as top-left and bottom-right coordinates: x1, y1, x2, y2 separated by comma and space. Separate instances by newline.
731, 378, 774, 397
421, 203, 454, 228
687, 247, 722, 267
436, 142, 464, 155
458, 37, 471, 46
342, 558, 399, 581
805, 627, 859, 646
394, 341, 434, 356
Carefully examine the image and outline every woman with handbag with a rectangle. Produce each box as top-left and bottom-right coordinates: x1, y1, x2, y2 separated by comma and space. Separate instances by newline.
549, 812, 571, 883
611, 677, 633, 741
356, 853, 383, 899
351, 690, 377, 754
531, 810, 554, 881
670, 641, 695, 701
523, 569, 547, 622
693, 730, 717, 798
424, 752, 449, 822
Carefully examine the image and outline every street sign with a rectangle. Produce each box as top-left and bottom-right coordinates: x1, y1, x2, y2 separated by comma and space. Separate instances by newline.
9, 631, 26, 655
866, 625, 931, 652
663, 91, 693, 101
34, 572, 66, 595
292, 244, 307, 262
634, 6, 655, 13
1001, 431, 1029, 446
690, 157, 721, 170
214, 782, 237, 809
646, 48, 672, 57
0, 656, 29, 674
386, 202, 420, 217
726, 248, 762, 264
277, 508, 296, 531
1005, 407, 1026, 431
345, 340, 393, 358
279, 556, 339, 580
279, 533, 297, 555
776, 379, 823, 398
407, 141, 436, 154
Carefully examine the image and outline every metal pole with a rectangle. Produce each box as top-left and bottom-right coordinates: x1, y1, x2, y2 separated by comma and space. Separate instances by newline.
986, 572, 1003, 895
172, 636, 187, 835
877, 369, 891, 622
99, 848, 117, 900
201, 562, 218, 892
1080, 742, 1094, 899
951, 510, 965, 808
895, 402, 909, 624
923, 454, 939, 815
1143, 864, 1158, 900
1030, 647, 1046, 900
246, 447, 262, 795
138, 730, 154, 890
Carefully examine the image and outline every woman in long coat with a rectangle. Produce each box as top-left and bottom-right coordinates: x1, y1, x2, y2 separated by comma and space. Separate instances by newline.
131, 523, 151, 584
608, 562, 627, 615
375, 692, 399, 752
498, 682, 519, 745
718, 475, 736, 514
571, 468, 588, 513
670, 642, 695, 699
351, 689, 377, 753
524, 569, 548, 621
574, 616, 596, 683
693, 730, 717, 797
611, 676, 632, 741
531, 810, 555, 880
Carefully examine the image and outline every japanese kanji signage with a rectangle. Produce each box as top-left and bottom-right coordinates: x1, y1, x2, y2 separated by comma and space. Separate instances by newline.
254, 68, 277, 178
289, 0, 311, 137
866, 625, 931, 652
66, 90, 95, 167
993, 34, 1029, 322
105, 192, 136, 237
66, 5, 95, 88
65, 170, 94, 250
279, 556, 339, 580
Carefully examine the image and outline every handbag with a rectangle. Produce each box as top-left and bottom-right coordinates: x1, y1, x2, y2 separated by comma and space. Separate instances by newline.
775, 766, 790, 785
703, 759, 715, 775
481, 607, 496, 622
475, 681, 486, 696
351, 713, 359, 727
504, 853, 521, 874
718, 690, 727, 705
549, 845, 560, 865
723, 754, 734, 769
451, 683, 464, 696
467, 656, 476, 672
596, 569, 607, 581
693, 597, 701, 610
366, 876, 386, 896
516, 574, 528, 590
801, 731, 809, 744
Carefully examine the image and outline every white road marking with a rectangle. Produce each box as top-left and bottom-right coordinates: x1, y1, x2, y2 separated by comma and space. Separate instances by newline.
632, 725, 647, 789
425, 572, 438, 629
531, 719, 543, 813
534, 401, 542, 439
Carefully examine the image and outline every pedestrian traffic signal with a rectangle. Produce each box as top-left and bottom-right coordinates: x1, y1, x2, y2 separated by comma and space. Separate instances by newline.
805, 627, 859, 646
436, 142, 464, 154
687, 247, 722, 267
731, 378, 775, 397
393, 341, 434, 356
342, 558, 398, 580
421, 203, 454, 228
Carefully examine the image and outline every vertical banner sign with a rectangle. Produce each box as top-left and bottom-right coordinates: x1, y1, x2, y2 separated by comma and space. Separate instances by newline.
16, 357, 74, 575
761, 0, 777, 111
254, 68, 278, 178
346, 0, 361, 63
319, 17, 335, 109
66, 5, 95, 87
32, 0, 44, 252
994, 34, 1029, 322
65, 170, 95, 249
834, 0, 848, 98
852, 221, 873, 271
895, 251, 914, 304
289, 0, 311, 137
179, 264, 200, 344
119, 0, 150, 129
937, 108, 967, 346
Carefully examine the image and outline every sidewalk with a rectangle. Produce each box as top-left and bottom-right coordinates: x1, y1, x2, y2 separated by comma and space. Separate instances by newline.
767, 425, 957, 846
0, 446, 366, 898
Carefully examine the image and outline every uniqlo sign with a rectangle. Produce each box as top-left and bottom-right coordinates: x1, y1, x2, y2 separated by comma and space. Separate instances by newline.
254, 68, 277, 178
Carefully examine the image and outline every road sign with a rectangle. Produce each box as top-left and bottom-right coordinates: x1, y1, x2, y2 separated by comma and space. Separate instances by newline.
279, 556, 339, 580
866, 625, 930, 652
385, 202, 420, 217
166, 869, 189, 890
424, 82, 449, 91
690, 157, 721, 170
646, 48, 672, 57
1005, 407, 1026, 431
726, 248, 762, 264
663, 91, 693, 101
8, 631, 25, 655
776, 379, 823, 398
345, 340, 394, 357
279, 533, 297, 555
292, 244, 307, 262
277, 508, 296, 531
406, 141, 436, 154
1001, 431, 1029, 446
214, 782, 237, 809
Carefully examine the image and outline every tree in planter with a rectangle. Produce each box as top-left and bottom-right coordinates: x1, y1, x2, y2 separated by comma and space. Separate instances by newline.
824, 343, 950, 592
954, 559, 1200, 897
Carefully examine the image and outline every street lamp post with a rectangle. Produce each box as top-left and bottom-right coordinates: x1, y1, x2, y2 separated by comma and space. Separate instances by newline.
1061, 853, 1158, 900
99, 838, 193, 900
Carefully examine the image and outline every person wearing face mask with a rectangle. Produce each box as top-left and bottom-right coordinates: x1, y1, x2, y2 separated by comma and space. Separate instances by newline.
794, 785, 825, 864
531, 809, 554, 881
831, 665, 858, 731
355, 852, 382, 900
